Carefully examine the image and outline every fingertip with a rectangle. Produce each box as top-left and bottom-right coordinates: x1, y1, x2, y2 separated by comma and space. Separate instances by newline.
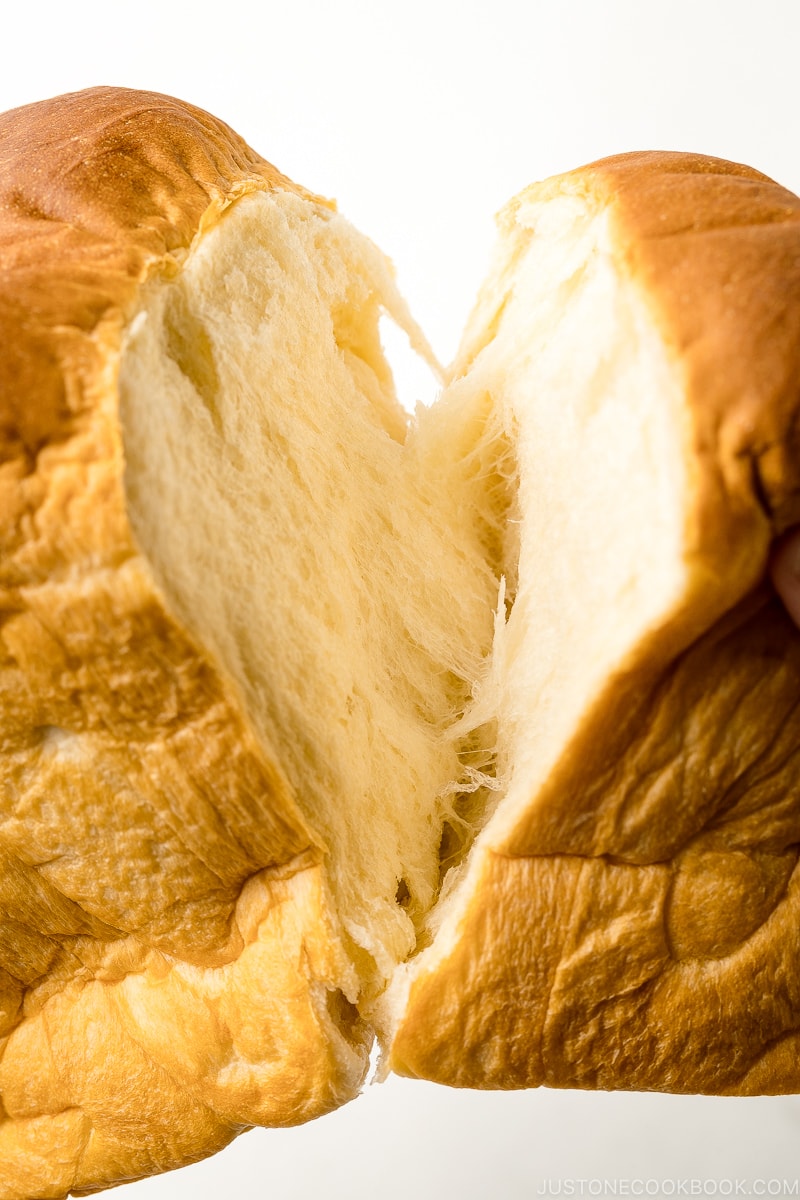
769, 527, 800, 627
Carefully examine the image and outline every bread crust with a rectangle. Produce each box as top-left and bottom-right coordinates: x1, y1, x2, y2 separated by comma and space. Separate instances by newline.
390, 153, 800, 1095
0, 88, 364, 1196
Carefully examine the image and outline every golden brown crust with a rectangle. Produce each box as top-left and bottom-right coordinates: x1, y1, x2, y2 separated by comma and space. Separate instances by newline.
0, 87, 360, 1196
589, 152, 800, 547
391, 153, 800, 1095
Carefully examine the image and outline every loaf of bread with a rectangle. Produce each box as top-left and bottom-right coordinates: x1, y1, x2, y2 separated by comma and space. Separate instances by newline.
1, 86, 799, 1198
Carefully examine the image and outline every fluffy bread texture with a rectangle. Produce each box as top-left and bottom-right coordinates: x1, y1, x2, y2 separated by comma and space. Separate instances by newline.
1, 88, 800, 1198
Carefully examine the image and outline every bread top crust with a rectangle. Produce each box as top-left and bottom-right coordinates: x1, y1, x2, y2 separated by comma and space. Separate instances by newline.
0, 86, 315, 527
581, 152, 800, 545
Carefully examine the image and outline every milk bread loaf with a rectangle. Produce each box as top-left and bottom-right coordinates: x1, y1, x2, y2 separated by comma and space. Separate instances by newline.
1, 86, 800, 1198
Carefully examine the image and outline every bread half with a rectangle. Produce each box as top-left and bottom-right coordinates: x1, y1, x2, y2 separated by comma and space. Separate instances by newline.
1, 88, 800, 1197
389, 153, 800, 1094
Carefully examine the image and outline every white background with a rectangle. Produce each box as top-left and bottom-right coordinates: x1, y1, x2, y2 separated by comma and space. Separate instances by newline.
3, 1, 800, 1196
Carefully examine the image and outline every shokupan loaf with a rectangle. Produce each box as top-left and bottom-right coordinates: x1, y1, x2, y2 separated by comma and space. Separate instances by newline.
1, 85, 800, 1197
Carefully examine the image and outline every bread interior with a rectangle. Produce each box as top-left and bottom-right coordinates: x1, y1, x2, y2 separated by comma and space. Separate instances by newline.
120, 182, 689, 1036
118, 189, 508, 1001
383, 188, 690, 1026
469, 190, 688, 843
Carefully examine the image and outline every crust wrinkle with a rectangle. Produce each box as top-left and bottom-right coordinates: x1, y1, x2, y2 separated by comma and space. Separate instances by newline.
392, 846, 800, 1094
0, 862, 367, 1195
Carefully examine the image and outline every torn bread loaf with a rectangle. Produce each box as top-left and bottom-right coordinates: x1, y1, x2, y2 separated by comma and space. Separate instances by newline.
1, 87, 800, 1198
388, 156, 800, 1091
0, 85, 500, 1196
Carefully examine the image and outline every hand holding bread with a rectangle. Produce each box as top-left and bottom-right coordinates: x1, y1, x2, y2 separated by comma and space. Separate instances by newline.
1, 86, 800, 1198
